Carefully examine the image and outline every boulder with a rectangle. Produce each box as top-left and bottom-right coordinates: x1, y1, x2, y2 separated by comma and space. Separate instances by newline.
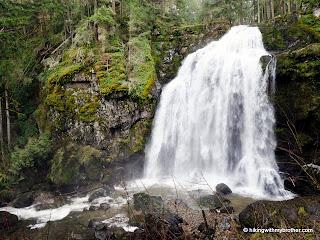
88, 188, 107, 202
0, 190, 16, 206
133, 192, 164, 213
215, 183, 232, 195
239, 197, 320, 230
33, 191, 66, 211
199, 195, 231, 209
0, 211, 19, 231
220, 206, 235, 214
12, 192, 33, 208
100, 203, 111, 211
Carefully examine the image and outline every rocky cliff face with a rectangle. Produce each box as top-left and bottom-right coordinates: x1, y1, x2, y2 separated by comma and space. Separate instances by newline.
260, 11, 320, 195
35, 22, 230, 189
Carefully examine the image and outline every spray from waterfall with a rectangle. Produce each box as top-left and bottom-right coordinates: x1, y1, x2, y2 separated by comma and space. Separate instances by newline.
144, 26, 293, 199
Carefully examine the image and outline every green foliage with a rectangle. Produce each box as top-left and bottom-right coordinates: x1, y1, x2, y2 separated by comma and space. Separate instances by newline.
8, 134, 52, 184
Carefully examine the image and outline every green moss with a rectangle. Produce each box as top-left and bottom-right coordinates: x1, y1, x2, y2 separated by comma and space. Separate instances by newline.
79, 102, 99, 122
277, 43, 320, 82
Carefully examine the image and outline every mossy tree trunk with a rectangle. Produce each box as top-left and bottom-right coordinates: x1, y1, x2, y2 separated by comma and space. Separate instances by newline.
94, 0, 98, 42
5, 82, 11, 153
0, 95, 5, 162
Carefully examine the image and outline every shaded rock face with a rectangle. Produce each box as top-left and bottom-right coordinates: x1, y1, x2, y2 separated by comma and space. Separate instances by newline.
12, 192, 33, 208
44, 79, 156, 158
260, 13, 320, 196
152, 22, 230, 85
239, 197, 320, 231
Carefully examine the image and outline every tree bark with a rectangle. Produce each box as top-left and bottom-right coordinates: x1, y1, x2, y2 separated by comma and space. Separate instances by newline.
112, 0, 116, 14
120, 0, 123, 16
252, 0, 256, 23
94, 0, 98, 42
5, 83, 11, 153
283, 0, 286, 14
258, 0, 261, 23
0, 95, 5, 162
163, 0, 166, 18
271, 0, 275, 19
239, 0, 243, 24
288, 0, 291, 13
266, 2, 270, 20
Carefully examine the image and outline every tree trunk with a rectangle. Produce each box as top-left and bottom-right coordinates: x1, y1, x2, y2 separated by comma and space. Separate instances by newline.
283, 0, 286, 14
253, 0, 256, 23
267, 1, 271, 20
120, 0, 123, 16
163, 0, 166, 18
239, 0, 243, 24
0, 96, 5, 162
66, 0, 72, 33
258, 0, 261, 23
5, 84, 11, 153
81, 6, 84, 19
94, 0, 98, 42
294, 0, 299, 10
288, 0, 291, 13
112, 0, 116, 14
271, 0, 275, 19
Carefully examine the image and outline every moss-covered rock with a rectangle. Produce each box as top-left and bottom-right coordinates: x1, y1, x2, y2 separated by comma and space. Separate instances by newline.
152, 21, 230, 84
50, 143, 105, 187
260, 13, 320, 52
239, 197, 320, 233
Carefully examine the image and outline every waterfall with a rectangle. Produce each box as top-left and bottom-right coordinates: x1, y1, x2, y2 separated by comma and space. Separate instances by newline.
144, 26, 293, 199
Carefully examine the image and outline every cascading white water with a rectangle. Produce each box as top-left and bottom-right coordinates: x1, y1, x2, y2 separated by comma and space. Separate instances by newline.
144, 26, 293, 199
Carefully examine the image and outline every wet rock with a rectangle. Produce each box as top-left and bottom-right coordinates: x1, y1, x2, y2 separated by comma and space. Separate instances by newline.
220, 206, 235, 214
95, 230, 109, 240
199, 195, 231, 209
0, 211, 19, 231
33, 191, 66, 211
12, 192, 33, 208
89, 205, 99, 211
93, 222, 108, 231
88, 188, 106, 202
215, 183, 232, 195
0, 190, 16, 206
99, 203, 110, 211
102, 185, 114, 195
239, 197, 320, 229
133, 192, 163, 213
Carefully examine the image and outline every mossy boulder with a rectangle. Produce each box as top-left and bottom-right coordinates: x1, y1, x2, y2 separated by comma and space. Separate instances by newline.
133, 192, 164, 213
239, 197, 320, 232
12, 192, 34, 208
199, 194, 231, 209
0, 190, 17, 205
50, 143, 106, 188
